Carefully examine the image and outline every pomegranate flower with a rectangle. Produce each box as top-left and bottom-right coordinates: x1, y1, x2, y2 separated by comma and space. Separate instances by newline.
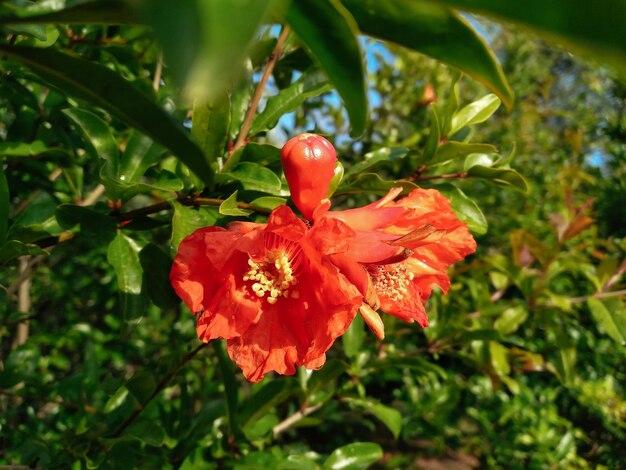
170, 205, 361, 382
320, 187, 476, 338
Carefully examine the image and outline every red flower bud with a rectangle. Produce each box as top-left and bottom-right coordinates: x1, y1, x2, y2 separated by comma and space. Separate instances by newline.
281, 133, 337, 220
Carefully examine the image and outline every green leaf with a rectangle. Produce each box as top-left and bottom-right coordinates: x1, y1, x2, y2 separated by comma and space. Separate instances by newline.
223, 162, 282, 194
344, 398, 402, 439
0, 240, 46, 265
434, 0, 626, 76
438, 185, 488, 235
55, 204, 117, 244
432, 142, 497, 165
175, 0, 276, 100
124, 419, 165, 447
170, 201, 219, 251
287, 0, 367, 136
449, 94, 501, 135
118, 131, 166, 183
214, 341, 240, 438
138, 244, 179, 310
126, 371, 157, 404
192, 91, 230, 169
106, 170, 184, 201
328, 161, 345, 198
344, 147, 409, 179
322, 442, 383, 470
0, 0, 139, 24
342, 0, 513, 108
494, 306, 528, 336
0, 164, 8, 242
107, 232, 146, 318
249, 68, 332, 136
0, 44, 213, 185
423, 108, 440, 162
249, 196, 286, 211
587, 297, 626, 346
0, 140, 69, 159
465, 164, 529, 193
342, 314, 365, 360
239, 380, 293, 429
63, 108, 119, 180
219, 191, 253, 217
489, 341, 510, 376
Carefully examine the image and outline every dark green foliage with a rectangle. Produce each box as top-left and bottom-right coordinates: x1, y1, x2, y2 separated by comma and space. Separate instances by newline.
0, 1, 625, 469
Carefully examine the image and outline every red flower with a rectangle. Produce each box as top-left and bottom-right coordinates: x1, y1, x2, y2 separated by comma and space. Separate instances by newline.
320, 187, 476, 337
170, 205, 361, 382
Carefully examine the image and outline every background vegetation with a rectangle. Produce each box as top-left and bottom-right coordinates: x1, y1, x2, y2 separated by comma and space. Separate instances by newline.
0, 1, 625, 468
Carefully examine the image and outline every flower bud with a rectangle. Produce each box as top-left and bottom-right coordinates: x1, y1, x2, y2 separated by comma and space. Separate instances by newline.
281, 133, 337, 220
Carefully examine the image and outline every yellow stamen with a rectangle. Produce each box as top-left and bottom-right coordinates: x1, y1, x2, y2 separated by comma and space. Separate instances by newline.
370, 263, 413, 302
243, 249, 298, 304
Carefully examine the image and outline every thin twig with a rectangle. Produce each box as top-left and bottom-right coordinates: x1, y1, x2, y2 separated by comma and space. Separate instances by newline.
412, 172, 467, 182
272, 403, 322, 437
153, 52, 163, 93
80, 184, 105, 206
565, 289, 626, 305
110, 343, 207, 439
225, 25, 291, 164
11, 257, 31, 350
602, 257, 626, 292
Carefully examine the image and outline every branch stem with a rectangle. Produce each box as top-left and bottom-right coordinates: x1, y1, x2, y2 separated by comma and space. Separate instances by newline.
225, 25, 291, 165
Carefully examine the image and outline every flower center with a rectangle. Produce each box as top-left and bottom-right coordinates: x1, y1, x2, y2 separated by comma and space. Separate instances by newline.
369, 263, 414, 301
243, 249, 299, 304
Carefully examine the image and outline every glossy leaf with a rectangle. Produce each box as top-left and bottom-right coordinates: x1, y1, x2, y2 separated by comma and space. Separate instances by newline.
423, 108, 440, 162
342, 313, 365, 360
322, 442, 383, 470
494, 306, 528, 335
438, 185, 488, 235
138, 244, 179, 309
345, 397, 402, 439
249, 68, 332, 136
287, 0, 367, 136
0, 0, 139, 24
249, 196, 286, 211
55, 204, 117, 244
0, 164, 8, 242
219, 191, 253, 217
118, 132, 166, 184
344, 147, 409, 179
587, 297, 626, 346
0, 44, 213, 185
342, 0, 513, 108
107, 232, 146, 318
222, 162, 282, 194
489, 341, 510, 376
63, 108, 119, 180
0, 240, 46, 265
435, 0, 626, 75
170, 201, 219, 251
449, 94, 501, 135
432, 142, 497, 164
191, 91, 230, 169
465, 160, 529, 193
179, 0, 275, 100
239, 380, 293, 429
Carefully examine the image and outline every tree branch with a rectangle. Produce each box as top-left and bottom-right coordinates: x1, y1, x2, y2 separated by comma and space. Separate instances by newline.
110, 343, 207, 439
272, 403, 322, 438
224, 25, 291, 166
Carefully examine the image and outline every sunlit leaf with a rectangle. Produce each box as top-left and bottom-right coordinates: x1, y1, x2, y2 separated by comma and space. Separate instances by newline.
322, 442, 383, 470
287, 0, 366, 136
107, 232, 147, 318
219, 191, 253, 217
0, 44, 213, 185
344, 397, 402, 439
588, 297, 626, 346
438, 185, 488, 235
249, 68, 331, 136
449, 94, 501, 135
342, 0, 513, 108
